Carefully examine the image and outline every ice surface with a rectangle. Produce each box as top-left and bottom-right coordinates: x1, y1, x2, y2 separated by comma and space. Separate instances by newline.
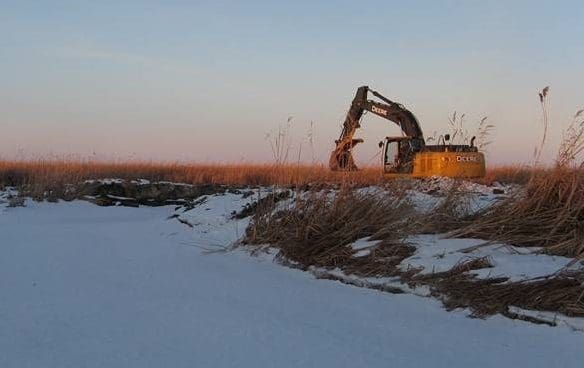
1, 192, 583, 367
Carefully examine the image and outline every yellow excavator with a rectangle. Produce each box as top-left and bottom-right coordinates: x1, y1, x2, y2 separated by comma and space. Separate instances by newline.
329, 86, 485, 178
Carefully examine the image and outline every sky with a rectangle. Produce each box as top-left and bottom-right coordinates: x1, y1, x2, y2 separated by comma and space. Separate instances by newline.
1, 0, 583, 165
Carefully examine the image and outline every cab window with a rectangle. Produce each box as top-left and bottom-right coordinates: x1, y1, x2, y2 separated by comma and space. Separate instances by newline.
384, 141, 399, 172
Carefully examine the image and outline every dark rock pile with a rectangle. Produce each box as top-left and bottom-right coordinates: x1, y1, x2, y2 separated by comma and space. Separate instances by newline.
66, 181, 233, 207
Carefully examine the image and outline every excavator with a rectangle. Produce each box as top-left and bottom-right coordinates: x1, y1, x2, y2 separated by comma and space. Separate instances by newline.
329, 86, 485, 178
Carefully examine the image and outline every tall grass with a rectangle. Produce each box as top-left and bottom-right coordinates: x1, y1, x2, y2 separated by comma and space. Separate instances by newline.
0, 160, 387, 189
0, 158, 547, 192
482, 165, 543, 185
452, 167, 584, 257
245, 188, 416, 277
451, 88, 584, 257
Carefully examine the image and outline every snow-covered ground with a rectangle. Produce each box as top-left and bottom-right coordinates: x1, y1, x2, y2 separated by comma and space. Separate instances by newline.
401, 235, 584, 281
405, 177, 511, 213
1, 192, 583, 367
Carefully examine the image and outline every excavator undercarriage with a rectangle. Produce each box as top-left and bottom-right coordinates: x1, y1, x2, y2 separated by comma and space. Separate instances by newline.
329, 86, 485, 178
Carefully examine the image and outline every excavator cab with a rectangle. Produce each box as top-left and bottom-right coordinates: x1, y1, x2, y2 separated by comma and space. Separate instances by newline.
382, 137, 422, 174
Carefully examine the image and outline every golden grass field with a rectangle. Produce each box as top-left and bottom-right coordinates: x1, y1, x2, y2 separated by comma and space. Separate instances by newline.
0, 159, 539, 188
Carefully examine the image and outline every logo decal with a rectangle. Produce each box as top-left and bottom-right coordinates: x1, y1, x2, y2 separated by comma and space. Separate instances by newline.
456, 155, 481, 162
371, 106, 388, 116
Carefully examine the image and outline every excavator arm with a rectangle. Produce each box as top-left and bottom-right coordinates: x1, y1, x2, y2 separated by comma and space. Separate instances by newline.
329, 86, 425, 171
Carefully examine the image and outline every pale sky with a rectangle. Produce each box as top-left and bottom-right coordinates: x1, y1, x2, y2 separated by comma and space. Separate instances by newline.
1, 0, 583, 165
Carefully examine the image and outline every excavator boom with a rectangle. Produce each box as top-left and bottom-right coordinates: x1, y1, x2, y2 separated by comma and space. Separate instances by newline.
329, 86, 424, 171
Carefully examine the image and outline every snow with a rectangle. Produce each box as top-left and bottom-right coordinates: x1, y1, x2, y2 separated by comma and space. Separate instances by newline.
1, 193, 583, 367
351, 238, 379, 250
412, 176, 510, 196
401, 235, 582, 281
0, 187, 18, 201
406, 177, 512, 213
508, 307, 584, 332
350, 237, 379, 257
175, 192, 257, 249
131, 179, 151, 185
353, 249, 371, 257
84, 178, 125, 185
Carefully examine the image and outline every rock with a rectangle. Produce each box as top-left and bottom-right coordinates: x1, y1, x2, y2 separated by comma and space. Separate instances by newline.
92, 196, 115, 207
29, 180, 232, 207
100, 182, 227, 206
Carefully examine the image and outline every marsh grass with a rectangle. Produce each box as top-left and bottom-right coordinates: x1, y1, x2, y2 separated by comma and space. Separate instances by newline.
0, 160, 387, 195
244, 187, 416, 277
450, 89, 584, 257
451, 165, 584, 257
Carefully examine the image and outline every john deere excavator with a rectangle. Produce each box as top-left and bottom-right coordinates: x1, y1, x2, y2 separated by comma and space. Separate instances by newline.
329, 86, 485, 178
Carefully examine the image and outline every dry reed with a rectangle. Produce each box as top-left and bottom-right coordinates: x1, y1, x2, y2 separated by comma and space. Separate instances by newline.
451, 167, 584, 257
431, 269, 584, 319
0, 160, 386, 191
446, 89, 584, 257
245, 188, 416, 277
449, 99, 584, 257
